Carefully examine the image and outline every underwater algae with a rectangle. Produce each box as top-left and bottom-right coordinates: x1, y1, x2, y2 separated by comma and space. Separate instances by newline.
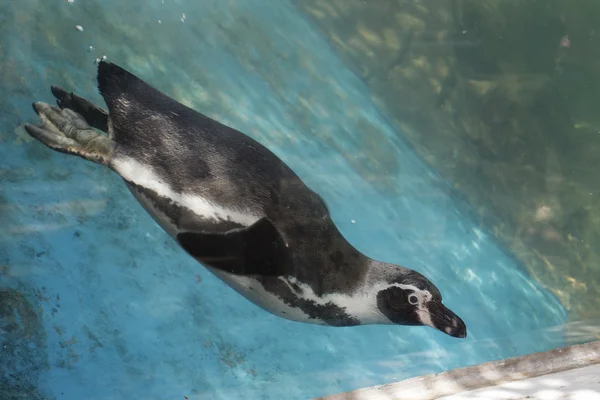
0, 288, 51, 400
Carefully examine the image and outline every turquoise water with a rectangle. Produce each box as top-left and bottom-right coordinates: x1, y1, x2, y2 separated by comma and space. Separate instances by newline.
1, 1, 568, 399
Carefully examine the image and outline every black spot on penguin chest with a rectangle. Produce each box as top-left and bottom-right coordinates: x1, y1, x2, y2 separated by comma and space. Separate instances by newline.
256, 276, 361, 327
151, 155, 212, 193
329, 250, 353, 270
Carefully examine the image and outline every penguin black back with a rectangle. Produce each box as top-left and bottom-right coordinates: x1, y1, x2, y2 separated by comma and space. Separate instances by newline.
96, 62, 367, 293
98, 62, 329, 219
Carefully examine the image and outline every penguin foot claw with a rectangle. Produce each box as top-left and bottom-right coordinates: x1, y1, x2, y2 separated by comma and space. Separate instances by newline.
25, 101, 114, 165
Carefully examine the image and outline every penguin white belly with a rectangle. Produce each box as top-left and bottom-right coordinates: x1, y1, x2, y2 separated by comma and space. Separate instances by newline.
126, 185, 180, 237
206, 268, 323, 324
209, 270, 391, 326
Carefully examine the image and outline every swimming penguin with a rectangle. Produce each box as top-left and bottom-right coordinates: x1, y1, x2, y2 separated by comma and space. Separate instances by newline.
24, 61, 467, 338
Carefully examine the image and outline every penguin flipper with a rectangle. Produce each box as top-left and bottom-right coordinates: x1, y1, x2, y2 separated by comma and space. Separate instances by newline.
176, 218, 290, 277
51, 86, 109, 133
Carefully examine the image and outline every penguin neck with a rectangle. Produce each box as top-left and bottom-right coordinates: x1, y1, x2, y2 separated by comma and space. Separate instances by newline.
314, 259, 414, 326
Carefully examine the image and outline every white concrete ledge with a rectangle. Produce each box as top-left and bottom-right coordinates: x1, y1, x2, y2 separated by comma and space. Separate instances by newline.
317, 340, 600, 400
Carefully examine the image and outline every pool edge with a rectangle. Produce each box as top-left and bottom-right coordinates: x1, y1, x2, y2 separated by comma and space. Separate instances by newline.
316, 340, 600, 400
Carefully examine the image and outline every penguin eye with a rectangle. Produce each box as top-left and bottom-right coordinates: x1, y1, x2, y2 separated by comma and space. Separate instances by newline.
408, 294, 419, 305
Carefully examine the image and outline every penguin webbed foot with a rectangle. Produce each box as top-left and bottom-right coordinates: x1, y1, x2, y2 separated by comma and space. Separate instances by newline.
24, 102, 114, 165
50, 86, 109, 133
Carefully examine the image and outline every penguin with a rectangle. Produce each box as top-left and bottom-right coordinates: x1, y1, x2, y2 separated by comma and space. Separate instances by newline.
24, 61, 467, 338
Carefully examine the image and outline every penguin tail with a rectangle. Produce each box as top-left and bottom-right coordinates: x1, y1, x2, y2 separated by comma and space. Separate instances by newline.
96, 60, 180, 117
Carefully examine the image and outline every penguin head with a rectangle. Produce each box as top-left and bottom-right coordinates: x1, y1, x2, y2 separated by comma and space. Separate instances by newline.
376, 270, 467, 338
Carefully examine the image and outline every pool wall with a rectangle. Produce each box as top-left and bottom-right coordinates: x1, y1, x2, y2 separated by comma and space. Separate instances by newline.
318, 340, 600, 400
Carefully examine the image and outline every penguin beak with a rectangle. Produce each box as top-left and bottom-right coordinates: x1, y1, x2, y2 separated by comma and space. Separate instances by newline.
421, 301, 467, 338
